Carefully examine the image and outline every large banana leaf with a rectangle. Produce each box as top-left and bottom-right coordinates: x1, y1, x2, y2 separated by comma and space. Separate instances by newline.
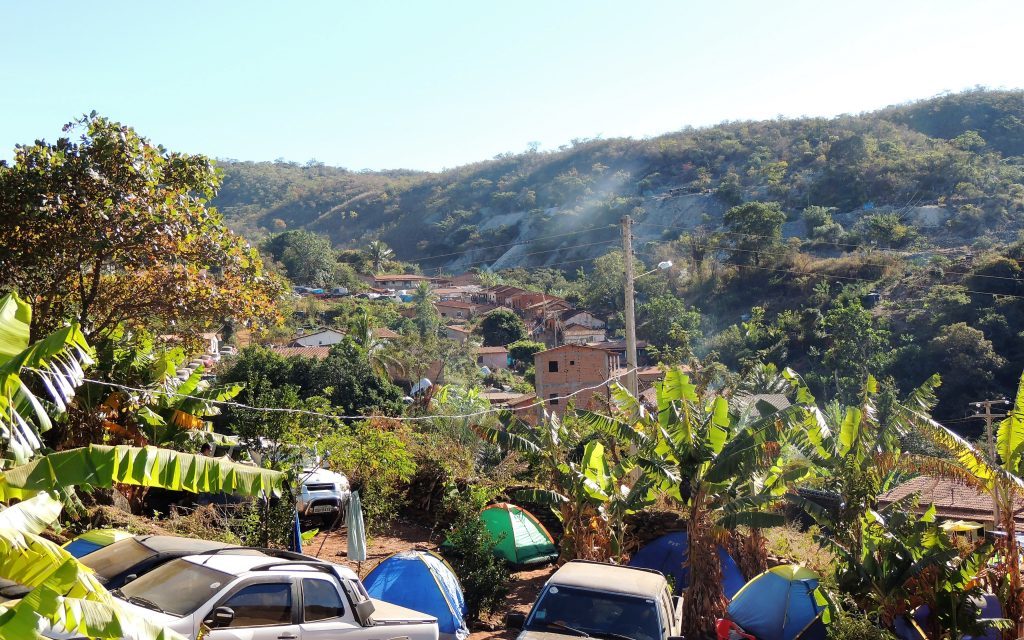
0, 513, 183, 640
0, 492, 63, 534
0, 444, 284, 501
0, 293, 94, 464
997, 372, 1024, 475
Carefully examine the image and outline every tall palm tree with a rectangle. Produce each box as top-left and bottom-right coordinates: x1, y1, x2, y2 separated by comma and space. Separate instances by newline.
348, 308, 402, 377
365, 240, 394, 274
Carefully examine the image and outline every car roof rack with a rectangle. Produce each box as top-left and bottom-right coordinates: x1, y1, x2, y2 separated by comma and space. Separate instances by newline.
563, 558, 665, 577
197, 546, 318, 561
250, 560, 339, 575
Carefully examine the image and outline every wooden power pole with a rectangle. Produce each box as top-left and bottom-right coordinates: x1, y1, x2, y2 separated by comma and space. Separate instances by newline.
621, 215, 638, 397
971, 398, 1010, 527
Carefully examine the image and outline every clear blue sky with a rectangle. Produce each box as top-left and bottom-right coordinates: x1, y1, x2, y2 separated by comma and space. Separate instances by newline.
2, 1, 1022, 171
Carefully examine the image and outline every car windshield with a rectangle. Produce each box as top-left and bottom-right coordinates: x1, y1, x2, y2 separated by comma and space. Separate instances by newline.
119, 558, 233, 617
80, 538, 156, 583
525, 584, 662, 640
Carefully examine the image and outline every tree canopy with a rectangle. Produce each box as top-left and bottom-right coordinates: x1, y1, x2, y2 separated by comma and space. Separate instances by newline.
0, 114, 284, 340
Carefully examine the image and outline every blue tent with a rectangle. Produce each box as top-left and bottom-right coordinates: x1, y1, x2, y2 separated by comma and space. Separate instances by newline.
628, 531, 745, 599
727, 565, 826, 640
364, 550, 468, 640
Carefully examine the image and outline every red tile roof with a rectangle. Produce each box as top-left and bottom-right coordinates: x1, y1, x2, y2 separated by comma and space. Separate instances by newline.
269, 346, 332, 359
879, 475, 1024, 526
475, 346, 509, 354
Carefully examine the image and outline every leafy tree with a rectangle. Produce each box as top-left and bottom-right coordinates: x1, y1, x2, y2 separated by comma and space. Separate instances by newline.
821, 301, 893, 402
722, 201, 787, 265
365, 240, 394, 274
263, 230, 337, 287
637, 295, 702, 361
577, 251, 667, 317
478, 309, 526, 346
0, 114, 283, 340
860, 212, 917, 248
507, 339, 545, 368
930, 322, 1004, 380
348, 308, 402, 377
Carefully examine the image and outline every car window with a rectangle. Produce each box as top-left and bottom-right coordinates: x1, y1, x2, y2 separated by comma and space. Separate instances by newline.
119, 558, 233, 617
80, 538, 156, 582
223, 582, 293, 627
302, 578, 345, 621
526, 585, 662, 640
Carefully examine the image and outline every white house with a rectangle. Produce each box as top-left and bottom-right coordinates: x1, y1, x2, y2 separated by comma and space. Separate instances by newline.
291, 328, 345, 347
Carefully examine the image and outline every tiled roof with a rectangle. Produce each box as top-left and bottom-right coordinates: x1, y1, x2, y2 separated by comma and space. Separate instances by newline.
475, 346, 509, 354
879, 475, 1024, 526
270, 346, 332, 359
733, 392, 792, 413
372, 274, 429, 281
372, 328, 401, 339
435, 300, 476, 310
446, 325, 471, 334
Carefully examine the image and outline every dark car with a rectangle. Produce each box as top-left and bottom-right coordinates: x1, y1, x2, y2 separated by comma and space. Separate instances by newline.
0, 534, 233, 599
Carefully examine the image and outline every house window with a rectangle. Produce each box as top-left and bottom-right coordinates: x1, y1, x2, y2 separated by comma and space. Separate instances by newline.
548, 360, 559, 373
457, 311, 464, 318
549, 394, 559, 406
476, 356, 483, 365
569, 360, 575, 366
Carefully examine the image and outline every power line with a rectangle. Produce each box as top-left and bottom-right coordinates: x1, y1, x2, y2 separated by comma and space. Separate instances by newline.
45, 367, 641, 424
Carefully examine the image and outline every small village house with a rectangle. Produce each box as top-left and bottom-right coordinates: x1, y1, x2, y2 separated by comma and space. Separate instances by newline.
474, 346, 510, 371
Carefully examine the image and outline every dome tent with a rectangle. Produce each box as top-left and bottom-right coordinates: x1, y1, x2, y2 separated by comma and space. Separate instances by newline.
628, 531, 745, 598
363, 550, 468, 640
63, 529, 133, 558
479, 503, 558, 565
726, 565, 826, 640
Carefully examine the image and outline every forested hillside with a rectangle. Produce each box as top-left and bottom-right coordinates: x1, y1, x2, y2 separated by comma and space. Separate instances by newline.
215, 89, 1024, 273
216, 89, 1024, 425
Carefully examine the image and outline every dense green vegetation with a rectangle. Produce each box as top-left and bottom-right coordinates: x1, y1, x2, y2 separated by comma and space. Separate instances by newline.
213, 90, 1024, 427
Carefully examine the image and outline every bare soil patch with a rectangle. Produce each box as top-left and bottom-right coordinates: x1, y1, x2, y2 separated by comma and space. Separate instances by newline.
304, 518, 554, 639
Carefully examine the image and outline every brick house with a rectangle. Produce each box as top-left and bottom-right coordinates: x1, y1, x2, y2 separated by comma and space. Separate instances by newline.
533, 344, 619, 419
434, 300, 478, 320
445, 325, 471, 343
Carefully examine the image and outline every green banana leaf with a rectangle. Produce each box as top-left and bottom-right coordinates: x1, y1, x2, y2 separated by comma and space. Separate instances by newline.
0, 444, 284, 501
0, 293, 94, 464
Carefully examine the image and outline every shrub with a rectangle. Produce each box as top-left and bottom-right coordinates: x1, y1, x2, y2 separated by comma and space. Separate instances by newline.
439, 485, 510, 622
826, 608, 898, 640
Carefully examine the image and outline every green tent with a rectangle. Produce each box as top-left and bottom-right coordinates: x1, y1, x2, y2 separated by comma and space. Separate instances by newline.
480, 503, 558, 566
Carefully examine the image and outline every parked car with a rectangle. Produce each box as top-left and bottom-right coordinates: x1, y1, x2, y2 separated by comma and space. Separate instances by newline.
219, 345, 237, 356
296, 464, 352, 528
107, 555, 439, 640
508, 560, 684, 640
0, 535, 234, 600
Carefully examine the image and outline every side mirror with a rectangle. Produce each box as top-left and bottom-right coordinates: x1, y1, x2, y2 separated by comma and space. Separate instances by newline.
506, 612, 526, 629
122, 574, 138, 584
354, 599, 376, 626
203, 606, 235, 628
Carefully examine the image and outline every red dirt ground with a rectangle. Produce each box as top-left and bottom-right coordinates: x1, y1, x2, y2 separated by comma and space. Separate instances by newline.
305, 518, 554, 639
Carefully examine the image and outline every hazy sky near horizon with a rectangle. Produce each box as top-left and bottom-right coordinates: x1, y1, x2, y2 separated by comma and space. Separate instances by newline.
2, 1, 1023, 171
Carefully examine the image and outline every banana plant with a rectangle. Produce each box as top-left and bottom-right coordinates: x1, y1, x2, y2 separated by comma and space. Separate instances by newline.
0, 292, 94, 464
0, 443, 284, 502
581, 368, 825, 637
0, 493, 184, 640
475, 408, 651, 562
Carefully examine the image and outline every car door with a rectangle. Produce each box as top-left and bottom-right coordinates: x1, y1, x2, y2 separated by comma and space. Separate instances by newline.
297, 576, 363, 640
206, 577, 301, 640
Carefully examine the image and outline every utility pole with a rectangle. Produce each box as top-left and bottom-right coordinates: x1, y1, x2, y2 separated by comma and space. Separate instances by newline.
971, 398, 1010, 528
621, 215, 638, 397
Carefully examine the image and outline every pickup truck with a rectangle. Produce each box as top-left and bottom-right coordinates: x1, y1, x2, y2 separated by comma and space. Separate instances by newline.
78, 553, 439, 640
509, 560, 684, 640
